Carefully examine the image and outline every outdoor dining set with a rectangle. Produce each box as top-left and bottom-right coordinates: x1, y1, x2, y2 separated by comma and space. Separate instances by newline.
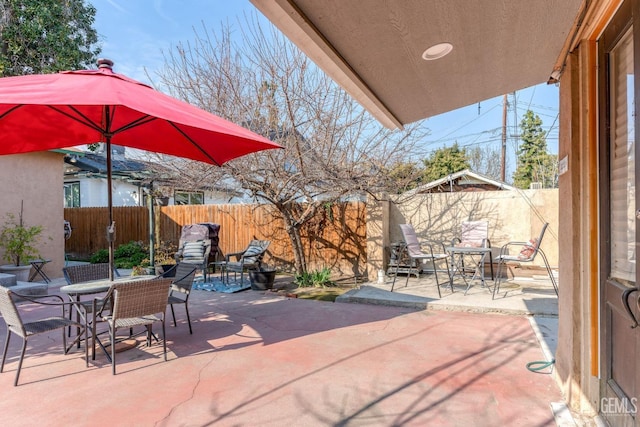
0, 262, 200, 386
389, 221, 559, 299
0, 229, 275, 386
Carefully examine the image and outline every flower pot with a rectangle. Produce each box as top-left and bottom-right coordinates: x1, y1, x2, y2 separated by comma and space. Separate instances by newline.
0, 264, 32, 282
249, 270, 276, 290
155, 264, 177, 277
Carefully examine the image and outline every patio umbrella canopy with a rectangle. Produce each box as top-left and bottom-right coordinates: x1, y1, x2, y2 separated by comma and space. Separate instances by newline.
0, 59, 282, 278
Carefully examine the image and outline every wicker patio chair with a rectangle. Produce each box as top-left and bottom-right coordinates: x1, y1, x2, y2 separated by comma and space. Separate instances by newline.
165, 263, 198, 334
224, 240, 270, 285
62, 263, 121, 336
93, 277, 172, 375
62, 263, 120, 284
0, 286, 88, 386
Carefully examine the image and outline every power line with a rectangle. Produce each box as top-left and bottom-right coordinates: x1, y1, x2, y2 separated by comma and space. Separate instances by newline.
429, 103, 501, 143
424, 127, 502, 145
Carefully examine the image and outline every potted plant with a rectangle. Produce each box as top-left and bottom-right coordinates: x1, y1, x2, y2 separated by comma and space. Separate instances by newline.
249, 265, 277, 290
0, 204, 44, 281
153, 240, 177, 277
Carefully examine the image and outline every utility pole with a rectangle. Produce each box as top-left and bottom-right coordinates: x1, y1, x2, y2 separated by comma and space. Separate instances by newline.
500, 94, 507, 182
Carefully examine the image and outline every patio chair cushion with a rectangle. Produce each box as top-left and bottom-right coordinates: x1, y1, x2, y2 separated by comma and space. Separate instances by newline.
243, 245, 265, 263
456, 221, 489, 248
518, 238, 539, 260
182, 241, 206, 261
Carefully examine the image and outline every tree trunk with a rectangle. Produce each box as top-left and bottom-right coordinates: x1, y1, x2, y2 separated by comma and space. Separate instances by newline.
281, 212, 306, 274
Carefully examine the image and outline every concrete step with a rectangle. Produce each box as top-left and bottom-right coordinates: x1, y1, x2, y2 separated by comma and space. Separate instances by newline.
12, 281, 48, 297
0, 273, 16, 287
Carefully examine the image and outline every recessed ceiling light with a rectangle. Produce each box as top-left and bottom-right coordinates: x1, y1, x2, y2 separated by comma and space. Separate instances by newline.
422, 43, 453, 60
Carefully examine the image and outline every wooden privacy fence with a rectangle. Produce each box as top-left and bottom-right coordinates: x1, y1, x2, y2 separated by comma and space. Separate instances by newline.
64, 202, 367, 275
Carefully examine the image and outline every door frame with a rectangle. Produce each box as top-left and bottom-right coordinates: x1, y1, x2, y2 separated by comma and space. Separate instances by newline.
598, 0, 640, 424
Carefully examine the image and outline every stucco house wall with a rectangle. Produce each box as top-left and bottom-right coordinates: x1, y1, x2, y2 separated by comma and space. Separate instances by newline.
0, 152, 65, 280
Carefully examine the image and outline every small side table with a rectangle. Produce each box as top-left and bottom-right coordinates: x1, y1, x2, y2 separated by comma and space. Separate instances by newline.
209, 261, 227, 282
28, 259, 51, 283
445, 247, 493, 295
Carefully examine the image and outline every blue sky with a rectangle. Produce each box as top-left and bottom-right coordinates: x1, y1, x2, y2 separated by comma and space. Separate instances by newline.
92, 0, 559, 177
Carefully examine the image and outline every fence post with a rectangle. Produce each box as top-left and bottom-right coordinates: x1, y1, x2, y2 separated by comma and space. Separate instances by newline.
366, 194, 390, 282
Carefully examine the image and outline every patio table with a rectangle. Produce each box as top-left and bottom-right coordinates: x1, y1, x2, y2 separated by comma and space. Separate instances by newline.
60, 274, 157, 297
210, 261, 228, 282
60, 275, 156, 359
445, 246, 494, 295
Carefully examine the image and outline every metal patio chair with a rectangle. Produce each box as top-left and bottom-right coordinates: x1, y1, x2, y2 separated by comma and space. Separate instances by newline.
450, 220, 494, 280
492, 222, 558, 299
392, 224, 451, 297
165, 263, 198, 334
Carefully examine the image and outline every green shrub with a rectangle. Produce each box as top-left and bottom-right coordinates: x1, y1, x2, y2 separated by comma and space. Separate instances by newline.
90, 241, 149, 269
294, 267, 334, 288
113, 241, 147, 268
294, 271, 313, 287
0, 212, 44, 266
90, 249, 108, 264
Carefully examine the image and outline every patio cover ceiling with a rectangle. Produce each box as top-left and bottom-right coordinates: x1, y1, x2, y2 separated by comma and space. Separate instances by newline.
250, 0, 584, 129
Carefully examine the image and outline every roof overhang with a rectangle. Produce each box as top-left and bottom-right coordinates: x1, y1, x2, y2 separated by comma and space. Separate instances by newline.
251, 0, 585, 129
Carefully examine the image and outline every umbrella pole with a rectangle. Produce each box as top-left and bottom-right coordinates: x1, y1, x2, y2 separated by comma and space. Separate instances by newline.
106, 136, 115, 281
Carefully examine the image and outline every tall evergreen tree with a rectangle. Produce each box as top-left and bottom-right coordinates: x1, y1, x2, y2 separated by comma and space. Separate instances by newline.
422, 143, 470, 182
0, 0, 100, 76
513, 110, 557, 189
384, 161, 424, 193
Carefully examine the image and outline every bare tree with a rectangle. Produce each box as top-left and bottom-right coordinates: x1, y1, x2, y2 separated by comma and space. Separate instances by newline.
150, 14, 423, 274
467, 146, 502, 181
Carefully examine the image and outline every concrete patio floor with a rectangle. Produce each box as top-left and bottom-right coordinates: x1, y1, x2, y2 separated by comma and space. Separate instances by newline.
0, 273, 566, 426
341, 272, 559, 316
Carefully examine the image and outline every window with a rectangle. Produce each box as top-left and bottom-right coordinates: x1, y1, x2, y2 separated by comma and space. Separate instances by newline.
608, 29, 635, 284
174, 190, 204, 205
64, 182, 80, 208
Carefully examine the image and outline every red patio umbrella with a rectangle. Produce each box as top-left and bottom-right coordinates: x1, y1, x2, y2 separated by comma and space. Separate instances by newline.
0, 59, 282, 278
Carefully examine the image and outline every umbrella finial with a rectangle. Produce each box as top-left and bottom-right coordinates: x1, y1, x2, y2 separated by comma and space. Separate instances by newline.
97, 58, 114, 70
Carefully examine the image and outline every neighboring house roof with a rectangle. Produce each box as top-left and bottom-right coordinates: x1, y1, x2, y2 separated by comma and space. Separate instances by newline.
409, 169, 515, 194
250, 0, 583, 128
63, 146, 244, 198
64, 150, 154, 184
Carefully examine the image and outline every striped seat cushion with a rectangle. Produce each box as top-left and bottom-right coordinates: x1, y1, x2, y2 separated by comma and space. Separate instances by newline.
182, 241, 205, 261
243, 245, 264, 263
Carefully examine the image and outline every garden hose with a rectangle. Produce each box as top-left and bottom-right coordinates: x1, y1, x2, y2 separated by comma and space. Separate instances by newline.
526, 358, 555, 372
